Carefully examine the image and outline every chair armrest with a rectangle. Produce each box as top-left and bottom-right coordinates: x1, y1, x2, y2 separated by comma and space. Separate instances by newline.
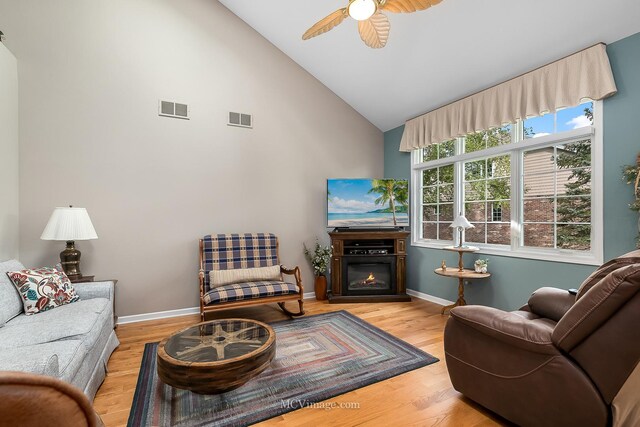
72, 281, 114, 301
449, 305, 559, 355
0, 371, 102, 427
280, 266, 304, 293
527, 287, 576, 322
199, 269, 205, 297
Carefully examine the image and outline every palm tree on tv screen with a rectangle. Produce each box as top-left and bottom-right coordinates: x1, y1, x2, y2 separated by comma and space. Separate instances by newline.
368, 179, 408, 226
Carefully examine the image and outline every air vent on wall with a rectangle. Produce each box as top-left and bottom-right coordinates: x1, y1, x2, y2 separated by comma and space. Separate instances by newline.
158, 100, 190, 120
228, 111, 252, 129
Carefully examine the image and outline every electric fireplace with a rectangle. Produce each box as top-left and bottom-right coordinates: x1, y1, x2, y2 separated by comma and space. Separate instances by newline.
343, 256, 396, 296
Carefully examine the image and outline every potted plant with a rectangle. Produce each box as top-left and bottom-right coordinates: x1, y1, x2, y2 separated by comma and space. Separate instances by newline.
474, 259, 488, 274
304, 238, 332, 301
622, 153, 640, 247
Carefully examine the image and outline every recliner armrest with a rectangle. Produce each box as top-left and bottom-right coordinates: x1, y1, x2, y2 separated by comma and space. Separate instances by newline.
527, 287, 576, 322
449, 305, 559, 355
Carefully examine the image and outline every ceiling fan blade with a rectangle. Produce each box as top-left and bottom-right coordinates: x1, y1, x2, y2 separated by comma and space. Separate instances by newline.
380, 0, 442, 13
302, 8, 348, 40
358, 12, 390, 49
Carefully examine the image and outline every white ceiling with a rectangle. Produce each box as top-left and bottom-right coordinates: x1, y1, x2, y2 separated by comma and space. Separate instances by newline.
218, 0, 640, 131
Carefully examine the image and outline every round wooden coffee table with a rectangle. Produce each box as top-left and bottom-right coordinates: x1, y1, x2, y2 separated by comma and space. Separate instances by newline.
157, 318, 275, 394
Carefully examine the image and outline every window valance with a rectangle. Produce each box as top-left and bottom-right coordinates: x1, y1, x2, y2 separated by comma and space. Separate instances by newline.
399, 44, 617, 152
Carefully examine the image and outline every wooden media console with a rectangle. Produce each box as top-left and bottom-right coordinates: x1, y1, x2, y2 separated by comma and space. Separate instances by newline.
328, 230, 411, 303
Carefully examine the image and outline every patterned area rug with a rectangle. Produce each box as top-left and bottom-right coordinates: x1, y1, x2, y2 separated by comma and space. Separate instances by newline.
127, 310, 438, 427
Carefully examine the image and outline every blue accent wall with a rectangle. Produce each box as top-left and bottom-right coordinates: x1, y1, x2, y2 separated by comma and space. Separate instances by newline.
384, 33, 640, 310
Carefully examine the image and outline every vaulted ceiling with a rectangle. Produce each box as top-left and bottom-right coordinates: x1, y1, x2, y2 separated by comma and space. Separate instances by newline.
218, 0, 640, 131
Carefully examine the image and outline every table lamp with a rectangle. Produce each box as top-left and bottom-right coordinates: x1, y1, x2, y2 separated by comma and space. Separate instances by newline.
41, 206, 98, 279
450, 214, 474, 248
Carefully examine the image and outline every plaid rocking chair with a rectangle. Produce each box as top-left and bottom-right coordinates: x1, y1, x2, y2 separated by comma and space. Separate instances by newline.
199, 233, 305, 320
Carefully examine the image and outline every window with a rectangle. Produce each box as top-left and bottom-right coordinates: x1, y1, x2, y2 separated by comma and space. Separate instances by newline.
464, 152, 511, 245
491, 204, 503, 222
411, 101, 602, 265
522, 139, 592, 250
422, 140, 455, 241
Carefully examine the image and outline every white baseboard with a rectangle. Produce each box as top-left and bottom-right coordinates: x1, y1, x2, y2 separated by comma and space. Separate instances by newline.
118, 307, 200, 325
406, 289, 454, 307
117, 293, 317, 325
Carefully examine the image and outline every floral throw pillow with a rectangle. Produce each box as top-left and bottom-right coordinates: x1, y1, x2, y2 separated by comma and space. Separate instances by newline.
6, 265, 80, 315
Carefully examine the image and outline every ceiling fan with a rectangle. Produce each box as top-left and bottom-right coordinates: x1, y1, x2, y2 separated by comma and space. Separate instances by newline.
302, 0, 442, 49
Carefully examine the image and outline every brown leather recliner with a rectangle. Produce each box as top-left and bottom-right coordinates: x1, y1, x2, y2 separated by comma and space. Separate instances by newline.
0, 371, 103, 427
444, 250, 640, 427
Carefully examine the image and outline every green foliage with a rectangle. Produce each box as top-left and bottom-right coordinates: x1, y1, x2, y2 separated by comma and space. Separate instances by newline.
622, 164, 640, 211
464, 126, 512, 153
524, 126, 535, 138
423, 139, 456, 162
464, 127, 512, 213
394, 182, 409, 209
622, 152, 640, 247
367, 179, 409, 226
555, 105, 593, 249
304, 238, 332, 277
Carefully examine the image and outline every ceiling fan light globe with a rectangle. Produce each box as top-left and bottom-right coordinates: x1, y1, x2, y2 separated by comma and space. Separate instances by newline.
348, 0, 377, 21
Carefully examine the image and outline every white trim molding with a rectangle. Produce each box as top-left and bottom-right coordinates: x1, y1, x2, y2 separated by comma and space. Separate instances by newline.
117, 292, 318, 325
118, 306, 200, 325
406, 289, 454, 307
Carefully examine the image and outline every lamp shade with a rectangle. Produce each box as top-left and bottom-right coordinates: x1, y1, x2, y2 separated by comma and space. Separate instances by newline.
450, 215, 474, 229
41, 207, 98, 241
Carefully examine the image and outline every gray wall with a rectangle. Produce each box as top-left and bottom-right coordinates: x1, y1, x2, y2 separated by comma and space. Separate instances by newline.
384, 32, 640, 310
0, 42, 19, 260
0, 0, 383, 317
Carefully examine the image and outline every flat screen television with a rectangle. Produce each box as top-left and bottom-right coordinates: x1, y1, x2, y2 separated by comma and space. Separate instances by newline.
327, 178, 409, 229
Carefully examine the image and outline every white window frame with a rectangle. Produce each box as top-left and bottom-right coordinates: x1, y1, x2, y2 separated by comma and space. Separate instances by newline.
410, 100, 603, 266
491, 204, 502, 222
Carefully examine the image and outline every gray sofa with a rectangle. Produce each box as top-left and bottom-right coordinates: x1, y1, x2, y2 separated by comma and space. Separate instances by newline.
0, 259, 119, 401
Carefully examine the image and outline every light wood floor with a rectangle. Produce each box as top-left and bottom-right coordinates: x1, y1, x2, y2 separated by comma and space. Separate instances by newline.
93, 299, 508, 426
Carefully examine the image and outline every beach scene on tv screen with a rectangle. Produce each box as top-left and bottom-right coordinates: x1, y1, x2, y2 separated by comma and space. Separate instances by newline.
327, 179, 409, 227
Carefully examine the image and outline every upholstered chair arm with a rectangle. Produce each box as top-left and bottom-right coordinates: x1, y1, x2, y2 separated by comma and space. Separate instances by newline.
280, 266, 304, 293
527, 287, 576, 322
0, 371, 103, 427
449, 305, 560, 355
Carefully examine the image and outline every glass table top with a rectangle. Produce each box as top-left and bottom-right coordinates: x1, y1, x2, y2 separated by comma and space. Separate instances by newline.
164, 319, 272, 363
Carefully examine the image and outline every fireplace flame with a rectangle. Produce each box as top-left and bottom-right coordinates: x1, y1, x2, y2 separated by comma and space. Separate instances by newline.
365, 273, 375, 283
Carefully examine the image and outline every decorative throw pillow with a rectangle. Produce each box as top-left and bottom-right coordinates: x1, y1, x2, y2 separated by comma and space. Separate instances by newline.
6, 265, 80, 315
209, 265, 282, 288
